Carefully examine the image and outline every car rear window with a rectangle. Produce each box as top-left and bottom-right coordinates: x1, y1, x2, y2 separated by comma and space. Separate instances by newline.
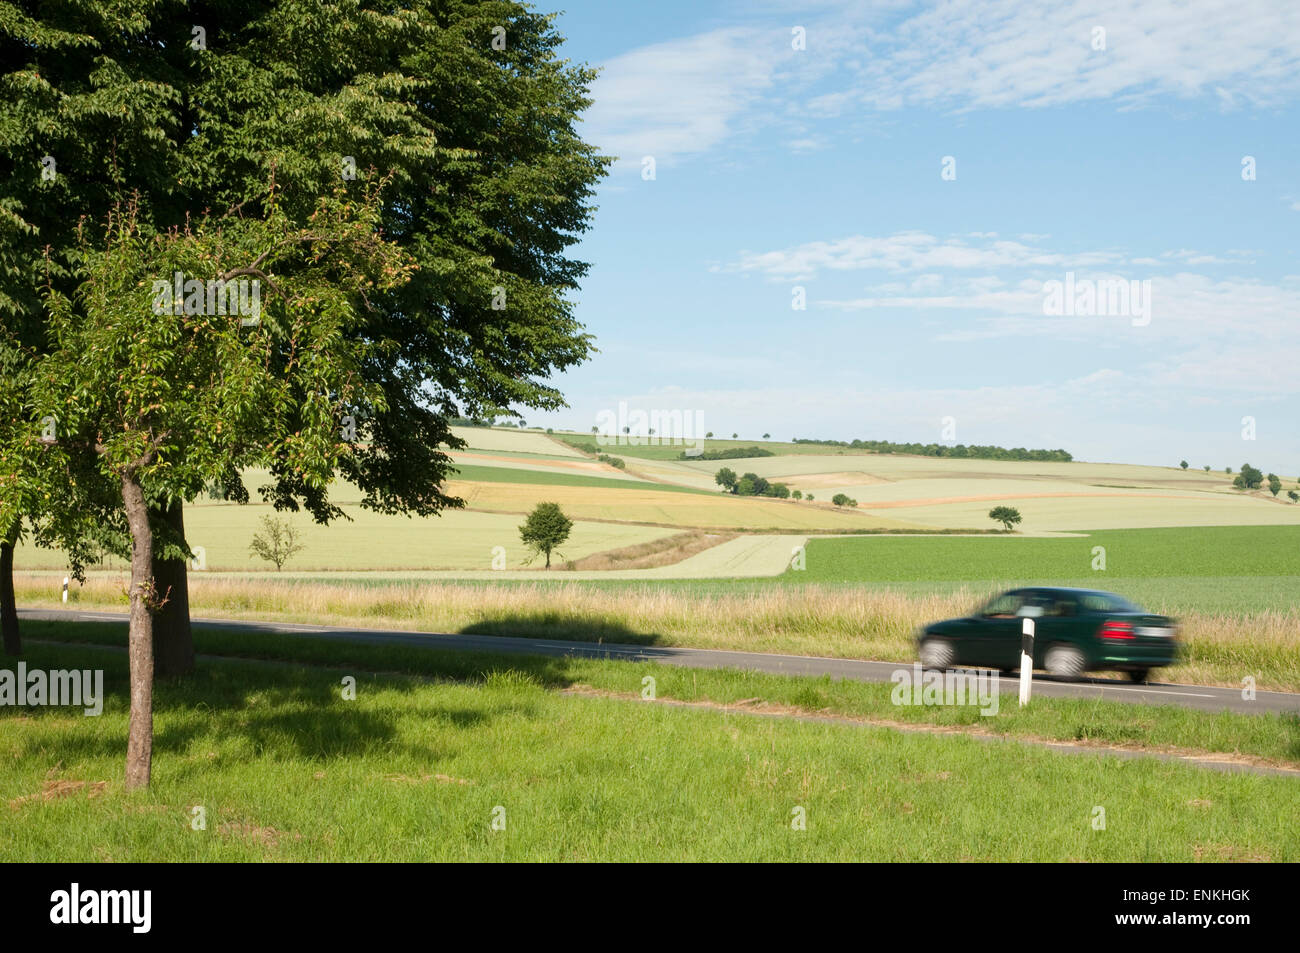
1079, 592, 1144, 613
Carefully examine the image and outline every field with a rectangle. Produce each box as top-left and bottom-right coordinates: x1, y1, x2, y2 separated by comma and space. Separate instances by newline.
5, 631, 1297, 861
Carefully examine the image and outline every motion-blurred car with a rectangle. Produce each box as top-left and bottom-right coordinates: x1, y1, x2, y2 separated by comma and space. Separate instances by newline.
916, 586, 1180, 683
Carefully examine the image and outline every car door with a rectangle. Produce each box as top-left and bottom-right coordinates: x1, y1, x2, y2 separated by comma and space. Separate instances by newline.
1024, 590, 1078, 667
966, 591, 1027, 668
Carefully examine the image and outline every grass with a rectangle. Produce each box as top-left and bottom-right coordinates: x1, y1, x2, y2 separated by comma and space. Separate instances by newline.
795, 526, 1300, 581
4, 630, 1298, 861
18, 575, 1300, 691
447, 463, 712, 495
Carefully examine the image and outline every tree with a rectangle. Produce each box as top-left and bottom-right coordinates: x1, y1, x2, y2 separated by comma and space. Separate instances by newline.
988, 506, 1022, 532
249, 515, 305, 572
519, 502, 573, 568
792, 489, 803, 500
714, 467, 738, 492
1289, 490, 1298, 503
1226, 467, 1233, 474
735, 476, 756, 496
1268, 474, 1282, 497
32, 185, 413, 788
705, 432, 713, 439
806, 494, 815, 501
831, 493, 857, 507
762, 433, 770, 439
1235, 464, 1263, 490
1203, 465, 1211, 471
1, 0, 607, 670
731, 433, 738, 439
1180, 460, 1188, 469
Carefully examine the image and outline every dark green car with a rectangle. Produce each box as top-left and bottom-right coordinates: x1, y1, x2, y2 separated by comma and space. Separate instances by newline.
916, 587, 1180, 683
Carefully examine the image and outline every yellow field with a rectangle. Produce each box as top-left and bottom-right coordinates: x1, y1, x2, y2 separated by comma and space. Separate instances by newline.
446, 479, 923, 530
11, 507, 678, 572
449, 425, 586, 457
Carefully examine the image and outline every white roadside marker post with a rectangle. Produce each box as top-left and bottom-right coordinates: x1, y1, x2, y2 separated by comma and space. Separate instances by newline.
61, 576, 69, 604
1019, 617, 1034, 707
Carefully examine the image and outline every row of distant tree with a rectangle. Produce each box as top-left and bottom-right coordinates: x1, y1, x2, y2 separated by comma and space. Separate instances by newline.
793, 438, 1073, 461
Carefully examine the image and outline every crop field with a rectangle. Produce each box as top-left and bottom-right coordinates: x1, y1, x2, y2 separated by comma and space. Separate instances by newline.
445, 480, 920, 530
12, 508, 678, 573
450, 426, 587, 457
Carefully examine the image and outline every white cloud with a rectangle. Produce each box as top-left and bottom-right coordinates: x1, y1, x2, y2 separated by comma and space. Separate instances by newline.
583, 27, 788, 171
732, 231, 1125, 281
843, 0, 1300, 112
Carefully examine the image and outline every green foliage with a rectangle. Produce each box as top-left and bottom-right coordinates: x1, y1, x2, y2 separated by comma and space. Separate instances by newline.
596, 453, 625, 470
1, 0, 609, 542
681, 446, 774, 461
248, 515, 304, 572
1233, 463, 1264, 490
32, 187, 411, 515
831, 493, 857, 507
1180, 460, 1188, 469
987, 505, 1022, 531
792, 490, 803, 500
714, 467, 738, 492
1268, 474, 1282, 497
518, 502, 573, 568
794, 437, 1072, 462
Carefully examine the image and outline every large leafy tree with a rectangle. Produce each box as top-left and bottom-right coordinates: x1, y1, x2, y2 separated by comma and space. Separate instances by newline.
34, 184, 415, 787
0, 0, 608, 664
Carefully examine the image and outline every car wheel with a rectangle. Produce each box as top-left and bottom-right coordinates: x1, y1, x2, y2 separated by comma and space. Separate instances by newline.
1127, 669, 1151, 684
919, 638, 955, 671
1044, 643, 1086, 680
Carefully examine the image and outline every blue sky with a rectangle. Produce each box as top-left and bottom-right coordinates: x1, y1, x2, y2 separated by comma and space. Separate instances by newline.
528, 0, 1300, 474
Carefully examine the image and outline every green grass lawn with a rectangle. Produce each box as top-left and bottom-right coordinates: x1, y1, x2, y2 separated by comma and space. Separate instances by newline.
4, 630, 1298, 861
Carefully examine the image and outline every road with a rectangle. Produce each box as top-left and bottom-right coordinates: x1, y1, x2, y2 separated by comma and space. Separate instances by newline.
20, 607, 1300, 716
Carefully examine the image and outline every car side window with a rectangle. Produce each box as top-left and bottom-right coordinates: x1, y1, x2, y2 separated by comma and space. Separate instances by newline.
1047, 596, 1078, 617
981, 593, 1024, 618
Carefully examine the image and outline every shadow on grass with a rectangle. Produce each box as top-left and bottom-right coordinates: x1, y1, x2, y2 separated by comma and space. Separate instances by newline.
3, 627, 582, 777
457, 615, 663, 647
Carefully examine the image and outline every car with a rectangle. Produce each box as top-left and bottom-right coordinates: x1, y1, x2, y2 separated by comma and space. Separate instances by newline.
916, 586, 1180, 683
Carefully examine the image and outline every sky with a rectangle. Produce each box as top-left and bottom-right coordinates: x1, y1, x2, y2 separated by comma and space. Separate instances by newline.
526, 0, 1300, 474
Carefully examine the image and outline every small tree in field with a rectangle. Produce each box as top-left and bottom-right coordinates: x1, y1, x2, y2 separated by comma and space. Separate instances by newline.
1289, 490, 1299, 503
249, 515, 304, 571
1203, 465, 1211, 471
519, 502, 573, 568
988, 506, 1022, 532
1268, 473, 1282, 497
1179, 460, 1188, 469
831, 493, 857, 507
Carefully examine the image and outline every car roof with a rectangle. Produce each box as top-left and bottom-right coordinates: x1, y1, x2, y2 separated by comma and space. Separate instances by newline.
1008, 586, 1119, 599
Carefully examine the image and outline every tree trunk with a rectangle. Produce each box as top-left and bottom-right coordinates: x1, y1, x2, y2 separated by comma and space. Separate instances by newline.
151, 500, 194, 676
0, 529, 18, 657
122, 474, 155, 791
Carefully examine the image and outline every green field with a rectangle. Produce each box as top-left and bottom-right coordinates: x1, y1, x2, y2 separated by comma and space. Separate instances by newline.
447, 463, 708, 494
792, 526, 1300, 582
5, 630, 1297, 861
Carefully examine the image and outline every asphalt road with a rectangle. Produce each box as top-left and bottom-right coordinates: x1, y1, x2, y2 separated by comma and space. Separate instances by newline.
20, 607, 1300, 716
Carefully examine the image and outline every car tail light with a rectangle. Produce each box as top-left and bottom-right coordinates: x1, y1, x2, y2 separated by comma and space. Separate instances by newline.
1099, 620, 1134, 640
